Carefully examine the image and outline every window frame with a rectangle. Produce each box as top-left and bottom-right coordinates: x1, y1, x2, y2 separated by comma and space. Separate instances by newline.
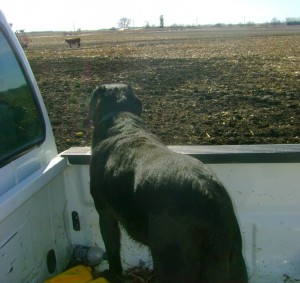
0, 23, 46, 167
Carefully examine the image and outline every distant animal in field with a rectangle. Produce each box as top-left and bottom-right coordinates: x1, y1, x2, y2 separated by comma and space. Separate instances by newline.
65, 37, 80, 47
89, 83, 248, 283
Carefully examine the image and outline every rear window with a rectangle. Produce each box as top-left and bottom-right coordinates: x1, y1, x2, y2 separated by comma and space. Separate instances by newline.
0, 29, 45, 165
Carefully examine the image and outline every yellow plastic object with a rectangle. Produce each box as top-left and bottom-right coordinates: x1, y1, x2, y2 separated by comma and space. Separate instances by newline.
89, 278, 110, 283
44, 265, 93, 283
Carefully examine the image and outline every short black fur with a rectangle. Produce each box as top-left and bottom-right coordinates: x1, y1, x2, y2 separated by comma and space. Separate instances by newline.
90, 83, 248, 283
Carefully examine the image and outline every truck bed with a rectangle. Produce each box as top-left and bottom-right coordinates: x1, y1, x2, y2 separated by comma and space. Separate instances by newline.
1, 145, 300, 282
61, 145, 300, 283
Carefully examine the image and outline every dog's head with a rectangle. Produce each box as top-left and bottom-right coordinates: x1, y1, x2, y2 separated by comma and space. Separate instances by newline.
89, 83, 142, 125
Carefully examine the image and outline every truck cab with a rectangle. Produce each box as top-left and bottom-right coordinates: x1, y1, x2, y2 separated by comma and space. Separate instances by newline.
0, 10, 70, 282
1, 10, 300, 283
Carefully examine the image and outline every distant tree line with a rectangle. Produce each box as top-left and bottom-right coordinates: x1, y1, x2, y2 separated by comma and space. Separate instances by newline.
118, 18, 131, 29
270, 17, 300, 26
117, 16, 164, 29
116, 15, 300, 30
286, 17, 300, 25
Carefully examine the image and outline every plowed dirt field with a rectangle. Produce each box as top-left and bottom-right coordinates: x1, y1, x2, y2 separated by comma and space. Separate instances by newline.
26, 26, 300, 152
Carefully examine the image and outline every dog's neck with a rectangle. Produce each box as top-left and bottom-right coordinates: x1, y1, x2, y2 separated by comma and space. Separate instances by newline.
92, 111, 121, 147
92, 111, 141, 147
98, 111, 121, 125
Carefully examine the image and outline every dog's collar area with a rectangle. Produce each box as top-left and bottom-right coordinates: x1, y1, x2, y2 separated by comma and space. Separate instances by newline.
98, 111, 121, 125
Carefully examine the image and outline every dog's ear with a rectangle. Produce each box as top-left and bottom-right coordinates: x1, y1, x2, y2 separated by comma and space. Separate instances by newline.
89, 85, 106, 125
119, 84, 142, 117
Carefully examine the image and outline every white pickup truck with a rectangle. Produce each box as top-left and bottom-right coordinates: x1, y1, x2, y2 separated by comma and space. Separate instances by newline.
0, 10, 300, 283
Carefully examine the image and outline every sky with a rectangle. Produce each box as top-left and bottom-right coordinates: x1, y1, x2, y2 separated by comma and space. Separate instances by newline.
1, 0, 300, 32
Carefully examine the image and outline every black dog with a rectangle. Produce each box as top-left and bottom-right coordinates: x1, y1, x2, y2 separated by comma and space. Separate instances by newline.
89, 84, 248, 283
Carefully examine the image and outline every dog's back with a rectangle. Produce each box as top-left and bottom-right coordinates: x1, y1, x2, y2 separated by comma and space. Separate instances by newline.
136, 152, 246, 282
90, 84, 248, 283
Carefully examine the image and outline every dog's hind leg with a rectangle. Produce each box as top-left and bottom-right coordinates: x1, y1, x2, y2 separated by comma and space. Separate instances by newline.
148, 212, 245, 283
228, 244, 248, 283
148, 214, 202, 283
150, 237, 204, 283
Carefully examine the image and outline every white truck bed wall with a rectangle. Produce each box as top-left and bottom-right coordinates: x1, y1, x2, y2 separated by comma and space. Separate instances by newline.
0, 145, 300, 283
61, 145, 300, 283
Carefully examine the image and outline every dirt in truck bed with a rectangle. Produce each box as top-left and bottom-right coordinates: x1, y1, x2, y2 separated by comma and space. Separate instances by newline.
26, 26, 300, 152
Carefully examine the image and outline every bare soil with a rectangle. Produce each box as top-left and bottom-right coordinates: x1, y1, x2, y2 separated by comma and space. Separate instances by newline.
26, 26, 300, 153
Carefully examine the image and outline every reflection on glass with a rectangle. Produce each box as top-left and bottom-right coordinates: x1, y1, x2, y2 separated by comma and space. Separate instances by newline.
0, 31, 44, 163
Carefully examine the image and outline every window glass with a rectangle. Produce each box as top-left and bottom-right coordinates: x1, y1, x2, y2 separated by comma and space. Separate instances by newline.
0, 30, 44, 164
